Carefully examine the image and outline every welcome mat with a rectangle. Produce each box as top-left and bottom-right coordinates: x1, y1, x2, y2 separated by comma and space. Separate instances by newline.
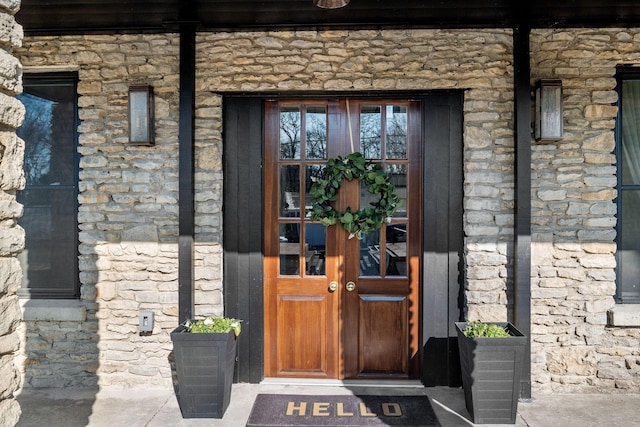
246, 394, 440, 427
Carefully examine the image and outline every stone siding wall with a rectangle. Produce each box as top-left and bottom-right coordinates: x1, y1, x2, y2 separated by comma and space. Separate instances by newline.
196, 29, 516, 325
15, 28, 516, 389
15, 34, 185, 388
16, 27, 640, 394
0, 0, 23, 425
530, 28, 640, 393
7, 23, 640, 396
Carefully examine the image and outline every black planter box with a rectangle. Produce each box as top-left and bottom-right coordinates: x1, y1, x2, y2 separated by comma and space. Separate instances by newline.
455, 322, 527, 424
171, 326, 237, 418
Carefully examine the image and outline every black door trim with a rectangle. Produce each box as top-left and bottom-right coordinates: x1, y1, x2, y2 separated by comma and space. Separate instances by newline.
224, 92, 464, 385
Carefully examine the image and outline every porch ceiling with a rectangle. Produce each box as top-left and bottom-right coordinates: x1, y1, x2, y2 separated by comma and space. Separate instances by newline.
17, 0, 640, 35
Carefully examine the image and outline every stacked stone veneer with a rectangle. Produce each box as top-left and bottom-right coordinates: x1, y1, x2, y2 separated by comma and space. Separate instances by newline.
530, 29, 640, 393
0, 0, 23, 425
13, 29, 515, 389
14, 34, 183, 388
16, 26, 639, 395
14, 26, 640, 394
196, 29, 516, 326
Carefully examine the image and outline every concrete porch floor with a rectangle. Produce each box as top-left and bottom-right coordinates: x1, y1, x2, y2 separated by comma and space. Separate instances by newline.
14, 382, 639, 427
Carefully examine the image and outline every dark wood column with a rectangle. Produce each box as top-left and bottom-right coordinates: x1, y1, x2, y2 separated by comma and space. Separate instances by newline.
178, 22, 196, 324
513, 24, 532, 400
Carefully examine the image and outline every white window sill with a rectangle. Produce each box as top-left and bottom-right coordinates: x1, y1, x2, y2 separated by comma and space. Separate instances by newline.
608, 304, 640, 327
20, 299, 86, 322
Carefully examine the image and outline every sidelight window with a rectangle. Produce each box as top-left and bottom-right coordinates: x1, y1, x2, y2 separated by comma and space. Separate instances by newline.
616, 67, 640, 303
16, 73, 79, 299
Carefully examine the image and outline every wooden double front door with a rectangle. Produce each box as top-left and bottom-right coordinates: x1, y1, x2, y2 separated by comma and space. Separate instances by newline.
264, 99, 422, 380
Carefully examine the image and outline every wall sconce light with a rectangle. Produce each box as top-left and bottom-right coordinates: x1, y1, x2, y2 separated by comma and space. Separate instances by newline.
128, 84, 154, 145
535, 79, 563, 141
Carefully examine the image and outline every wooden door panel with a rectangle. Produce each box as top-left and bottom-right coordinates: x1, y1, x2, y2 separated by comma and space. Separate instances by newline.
277, 295, 330, 375
265, 98, 421, 381
358, 295, 408, 375
343, 100, 422, 380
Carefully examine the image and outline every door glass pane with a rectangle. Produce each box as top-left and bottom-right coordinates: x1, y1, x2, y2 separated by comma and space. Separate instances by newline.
306, 106, 327, 160
280, 223, 300, 275
386, 105, 407, 159
280, 165, 300, 217
360, 177, 378, 216
620, 190, 640, 299
360, 164, 407, 219
304, 165, 324, 218
359, 229, 381, 276
386, 224, 407, 276
387, 164, 407, 218
305, 224, 326, 276
280, 106, 301, 159
360, 105, 381, 159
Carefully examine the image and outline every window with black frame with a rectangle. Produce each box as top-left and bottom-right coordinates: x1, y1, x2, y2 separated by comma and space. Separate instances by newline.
616, 67, 640, 303
16, 73, 79, 299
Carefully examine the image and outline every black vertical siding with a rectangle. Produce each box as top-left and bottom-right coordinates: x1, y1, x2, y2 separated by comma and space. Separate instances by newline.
178, 24, 196, 323
223, 93, 464, 385
223, 97, 264, 383
421, 93, 464, 386
514, 26, 532, 399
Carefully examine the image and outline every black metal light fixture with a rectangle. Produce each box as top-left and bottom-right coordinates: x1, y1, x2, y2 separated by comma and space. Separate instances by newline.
128, 84, 154, 145
535, 79, 563, 141
313, 0, 350, 9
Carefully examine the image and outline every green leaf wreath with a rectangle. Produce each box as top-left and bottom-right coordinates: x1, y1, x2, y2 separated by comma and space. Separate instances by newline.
308, 152, 402, 240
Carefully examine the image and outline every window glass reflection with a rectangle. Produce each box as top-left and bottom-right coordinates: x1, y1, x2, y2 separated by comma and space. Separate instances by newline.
386, 164, 407, 218
305, 165, 324, 218
306, 106, 327, 159
359, 228, 381, 276
360, 105, 381, 159
358, 224, 408, 277
280, 223, 301, 275
360, 164, 406, 219
305, 224, 326, 276
386, 224, 407, 276
16, 75, 78, 298
280, 165, 300, 217
386, 105, 407, 159
622, 81, 640, 185
280, 106, 301, 159
18, 91, 75, 186
620, 190, 640, 299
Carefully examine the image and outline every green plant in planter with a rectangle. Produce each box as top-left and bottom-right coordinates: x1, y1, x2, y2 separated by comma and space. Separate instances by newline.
172, 316, 243, 418
184, 317, 242, 336
462, 320, 510, 338
455, 321, 526, 424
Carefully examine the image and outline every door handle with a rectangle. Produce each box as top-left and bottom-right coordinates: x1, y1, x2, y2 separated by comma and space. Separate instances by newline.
346, 281, 356, 292
328, 281, 339, 292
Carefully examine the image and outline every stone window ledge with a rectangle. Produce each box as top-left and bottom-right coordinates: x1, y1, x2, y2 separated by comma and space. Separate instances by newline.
608, 304, 640, 327
20, 299, 86, 322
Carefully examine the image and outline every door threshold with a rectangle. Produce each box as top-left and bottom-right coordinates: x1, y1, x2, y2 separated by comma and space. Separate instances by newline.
261, 378, 424, 388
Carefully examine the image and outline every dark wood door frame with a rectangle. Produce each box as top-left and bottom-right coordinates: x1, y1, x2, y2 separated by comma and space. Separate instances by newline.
223, 92, 464, 385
